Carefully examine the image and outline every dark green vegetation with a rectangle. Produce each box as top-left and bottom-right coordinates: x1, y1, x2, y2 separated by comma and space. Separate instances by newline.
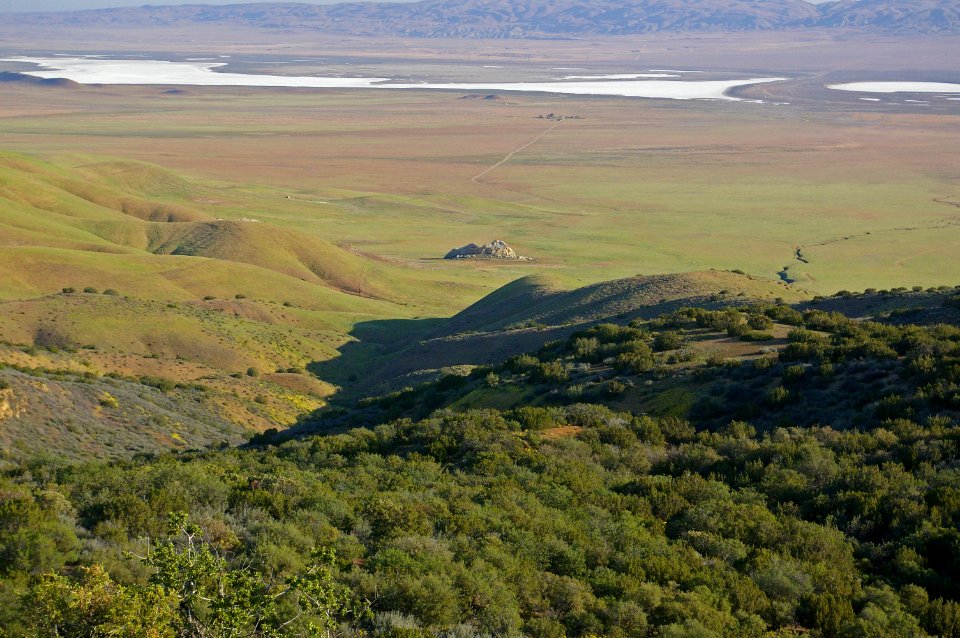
2, 292, 959, 637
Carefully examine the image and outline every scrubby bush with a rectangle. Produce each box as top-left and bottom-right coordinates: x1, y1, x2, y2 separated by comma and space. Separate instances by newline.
740, 330, 774, 342
506, 354, 540, 374
747, 314, 773, 330
613, 350, 654, 374
139, 376, 175, 392
6, 289, 960, 638
653, 331, 683, 352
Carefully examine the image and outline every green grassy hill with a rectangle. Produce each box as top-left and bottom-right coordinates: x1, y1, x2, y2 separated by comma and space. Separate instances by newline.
315, 269, 810, 397
0, 152, 473, 306
444, 270, 806, 334
0, 152, 487, 458
308, 287, 960, 432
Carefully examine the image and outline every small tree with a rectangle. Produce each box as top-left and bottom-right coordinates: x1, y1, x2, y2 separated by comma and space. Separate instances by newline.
142, 513, 368, 636
653, 331, 683, 352
22, 565, 177, 638
23, 513, 369, 637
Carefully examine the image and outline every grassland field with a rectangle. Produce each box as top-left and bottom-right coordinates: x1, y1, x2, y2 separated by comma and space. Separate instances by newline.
2, 77, 958, 291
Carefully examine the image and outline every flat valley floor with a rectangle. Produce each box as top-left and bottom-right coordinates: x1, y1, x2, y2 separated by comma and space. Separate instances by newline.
3, 40, 959, 294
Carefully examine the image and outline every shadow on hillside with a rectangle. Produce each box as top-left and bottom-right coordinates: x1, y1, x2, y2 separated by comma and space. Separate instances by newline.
277, 275, 808, 444
277, 315, 579, 443
305, 316, 445, 394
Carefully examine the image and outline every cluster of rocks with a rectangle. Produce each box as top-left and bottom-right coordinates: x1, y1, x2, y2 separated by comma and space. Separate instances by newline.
444, 240, 528, 260
536, 113, 583, 121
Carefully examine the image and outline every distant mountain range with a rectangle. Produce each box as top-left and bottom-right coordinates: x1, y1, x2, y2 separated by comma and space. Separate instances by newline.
13, 0, 960, 36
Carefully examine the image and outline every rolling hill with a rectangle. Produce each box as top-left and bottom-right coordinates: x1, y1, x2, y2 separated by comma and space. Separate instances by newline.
0, 153, 443, 305
310, 269, 810, 397
0, 152, 479, 459
11, 0, 960, 36
0, 154, 817, 460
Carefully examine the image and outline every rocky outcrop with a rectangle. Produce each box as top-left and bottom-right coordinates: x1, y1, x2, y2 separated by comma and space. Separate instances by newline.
0, 388, 17, 421
444, 240, 525, 260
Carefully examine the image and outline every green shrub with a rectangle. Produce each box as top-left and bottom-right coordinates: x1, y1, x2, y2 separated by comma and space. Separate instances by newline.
653, 331, 683, 352
532, 361, 569, 383
747, 314, 773, 330
510, 406, 563, 431
139, 376, 175, 392
506, 354, 540, 374
572, 336, 601, 362
726, 323, 751, 338
614, 351, 654, 374
754, 356, 776, 370
767, 385, 791, 404
740, 331, 774, 342
783, 365, 807, 383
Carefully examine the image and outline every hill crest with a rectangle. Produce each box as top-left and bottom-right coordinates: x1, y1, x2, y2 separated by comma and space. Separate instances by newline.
11, 0, 960, 36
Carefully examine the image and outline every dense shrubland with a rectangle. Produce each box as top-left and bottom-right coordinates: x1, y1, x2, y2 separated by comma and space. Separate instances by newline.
1, 302, 959, 637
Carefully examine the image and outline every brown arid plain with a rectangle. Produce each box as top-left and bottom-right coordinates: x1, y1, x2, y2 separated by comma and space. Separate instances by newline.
1, 28, 959, 456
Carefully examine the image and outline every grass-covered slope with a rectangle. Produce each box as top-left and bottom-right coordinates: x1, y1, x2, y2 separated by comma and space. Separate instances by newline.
318, 269, 809, 397
444, 270, 805, 334
0, 152, 461, 305
0, 152, 487, 459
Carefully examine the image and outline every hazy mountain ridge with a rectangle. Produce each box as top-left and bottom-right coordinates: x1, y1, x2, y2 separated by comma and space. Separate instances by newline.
815, 0, 960, 31
12, 0, 960, 36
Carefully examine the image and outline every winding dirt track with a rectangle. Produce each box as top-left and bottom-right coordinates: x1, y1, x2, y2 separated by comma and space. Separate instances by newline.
471, 120, 562, 183
471, 100, 592, 184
